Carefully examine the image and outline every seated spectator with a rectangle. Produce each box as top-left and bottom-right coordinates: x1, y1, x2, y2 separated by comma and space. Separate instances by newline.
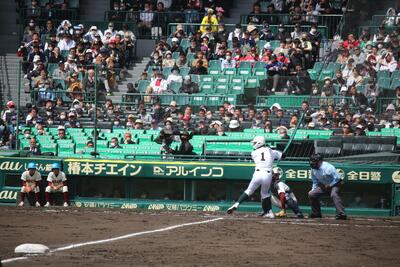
126, 114, 135, 129
191, 51, 208, 68
170, 131, 195, 155
149, 119, 162, 130
57, 126, 67, 140
200, 9, 218, 34
52, 61, 68, 82
145, 51, 163, 71
347, 68, 363, 87
67, 72, 83, 100
175, 53, 188, 68
179, 75, 198, 94
189, 60, 207, 75
220, 51, 236, 70
64, 112, 81, 128
276, 126, 290, 139
150, 72, 168, 94
24, 137, 41, 155
26, 107, 40, 126
134, 119, 144, 130
110, 137, 122, 148
336, 49, 351, 64
228, 119, 243, 132
123, 132, 135, 144
378, 53, 397, 72
162, 51, 176, 68
341, 123, 353, 136
166, 67, 183, 85
57, 33, 75, 51
48, 47, 65, 64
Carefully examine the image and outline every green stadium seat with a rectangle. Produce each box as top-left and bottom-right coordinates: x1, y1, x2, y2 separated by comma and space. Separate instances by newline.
214, 84, 228, 94
180, 39, 190, 50
172, 52, 180, 60
200, 82, 215, 94
200, 75, 214, 83
238, 61, 252, 69
61, 50, 70, 58
391, 70, 400, 81
53, 79, 66, 90
215, 76, 229, 84
391, 79, 400, 89
229, 84, 245, 95
254, 61, 266, 68
206, 96, 224, 106
162, 67, 173, 77
137, 80, 150, 93
253, 68, 267, 78
208, 68, 221, 75
169, 81, 182, 93
378, 77, 391, 90
238, 68, 252, 76
190, 74, 200, 83
245, 76, 260, 88
377, 70, 391, 80
191, 95, 206, 106
208, 60, 222, 69
223, 68, 236, 76
179, 67, 190, 76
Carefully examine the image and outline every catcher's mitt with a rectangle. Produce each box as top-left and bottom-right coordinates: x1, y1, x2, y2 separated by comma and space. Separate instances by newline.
275, 209, 287, 218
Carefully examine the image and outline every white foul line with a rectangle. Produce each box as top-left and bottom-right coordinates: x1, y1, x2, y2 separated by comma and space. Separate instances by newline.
1, 217, 224, 264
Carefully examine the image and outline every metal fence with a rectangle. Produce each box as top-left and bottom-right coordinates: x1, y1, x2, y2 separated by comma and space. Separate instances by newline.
19, 7, 78, 21
239, 14, 343, 38
104, 10, 205, 39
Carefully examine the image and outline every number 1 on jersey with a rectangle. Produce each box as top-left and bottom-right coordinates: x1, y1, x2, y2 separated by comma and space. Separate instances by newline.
261, 152, 265, 161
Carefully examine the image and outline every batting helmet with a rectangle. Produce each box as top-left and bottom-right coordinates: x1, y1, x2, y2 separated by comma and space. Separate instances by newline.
51, 163, 60, 170
251, 136, 265, 150
27, 162, 36, 169
309, 153, 323, 169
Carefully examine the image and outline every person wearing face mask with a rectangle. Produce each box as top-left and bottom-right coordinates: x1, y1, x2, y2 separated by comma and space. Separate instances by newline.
169, 131, 195, 156
307, 24, 321, 62
220, 51, 236, 70
110, 137, 122, 149
378, 53, 398, 73
123, 132, 135, 144
274, 24, 290, 42
228, 24, 242, 42
64, 112, 81, 128
145, 51, 163, 71
392, 116, 400, 129
113, 118, 124, 129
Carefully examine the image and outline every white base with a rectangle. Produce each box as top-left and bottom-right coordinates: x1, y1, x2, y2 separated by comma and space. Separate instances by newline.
15, 243, 49, 254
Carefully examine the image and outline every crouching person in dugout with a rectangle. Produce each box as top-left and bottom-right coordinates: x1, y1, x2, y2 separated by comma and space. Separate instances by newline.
45, 163, 69, 207
19, 162, 42, 207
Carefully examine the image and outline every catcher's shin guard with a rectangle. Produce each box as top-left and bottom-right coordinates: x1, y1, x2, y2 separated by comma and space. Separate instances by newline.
287, 198, 302, 215
261, 197, 272, 213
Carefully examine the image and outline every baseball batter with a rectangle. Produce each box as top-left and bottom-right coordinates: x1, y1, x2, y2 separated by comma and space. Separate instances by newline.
227, 136, 282, 218
19, 162, 42, 207
270, 168, 304, 218
45, 163, 69, 207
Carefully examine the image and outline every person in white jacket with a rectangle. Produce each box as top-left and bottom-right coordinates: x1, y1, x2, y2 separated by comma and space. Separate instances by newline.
378, 53, 398, 73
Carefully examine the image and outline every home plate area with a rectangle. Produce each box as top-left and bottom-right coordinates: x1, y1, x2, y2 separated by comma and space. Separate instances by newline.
1, 207, 399, 267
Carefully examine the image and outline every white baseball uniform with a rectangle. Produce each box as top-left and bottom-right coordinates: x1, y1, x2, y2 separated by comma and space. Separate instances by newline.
21, 170, 42, 193
46, 171, 68, 193
271, 181, 298, 207
244, 146, 282, 199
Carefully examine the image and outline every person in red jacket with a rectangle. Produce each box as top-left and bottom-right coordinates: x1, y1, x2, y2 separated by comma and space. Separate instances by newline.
343, 34, 360, 50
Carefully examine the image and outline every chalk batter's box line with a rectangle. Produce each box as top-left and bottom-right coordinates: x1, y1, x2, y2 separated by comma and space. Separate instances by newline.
223, 216, 400, 228
1, 217, 224, 265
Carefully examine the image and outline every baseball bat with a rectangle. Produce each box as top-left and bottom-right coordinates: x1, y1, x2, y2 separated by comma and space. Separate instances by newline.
278, 112, 305, 164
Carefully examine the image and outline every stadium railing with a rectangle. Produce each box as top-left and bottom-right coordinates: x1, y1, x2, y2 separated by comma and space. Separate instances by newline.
239, 14, 343, 38
167, 23, 329, 39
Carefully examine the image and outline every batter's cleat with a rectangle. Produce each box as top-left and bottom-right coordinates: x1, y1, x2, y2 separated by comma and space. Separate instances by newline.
18, 201, 24, 207
35, 201, 41, 207
63, 202, 69, 207
296, 213, 305, 219
335, 214, 347, 220
227, 203, 239, 214
44, 202, 51, 207
263, 210, 275, 219
308, 213, 322, 219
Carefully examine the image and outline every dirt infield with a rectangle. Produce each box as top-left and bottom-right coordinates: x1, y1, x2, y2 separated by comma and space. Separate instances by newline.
1, 206, 400, 267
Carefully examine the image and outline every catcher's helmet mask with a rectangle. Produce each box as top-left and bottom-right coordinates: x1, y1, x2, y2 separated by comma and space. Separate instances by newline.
309, 153, 323, 169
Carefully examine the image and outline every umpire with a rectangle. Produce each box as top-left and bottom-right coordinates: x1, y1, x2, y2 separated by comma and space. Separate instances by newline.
308, 154, 347, 220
